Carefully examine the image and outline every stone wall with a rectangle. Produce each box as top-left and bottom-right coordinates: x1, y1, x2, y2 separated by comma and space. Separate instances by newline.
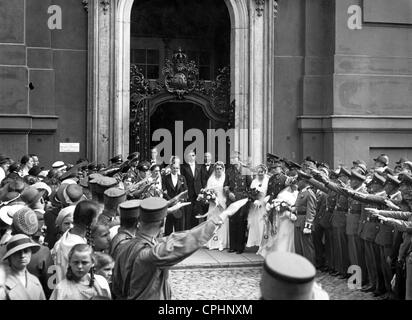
293, 0, 412, 167
0, 0, 87, 167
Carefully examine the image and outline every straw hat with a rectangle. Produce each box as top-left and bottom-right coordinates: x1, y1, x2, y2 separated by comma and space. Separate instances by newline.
2, 234, 40, 260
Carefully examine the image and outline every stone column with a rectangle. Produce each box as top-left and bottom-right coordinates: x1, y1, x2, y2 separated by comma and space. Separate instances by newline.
87, 0, 114, 163
245, 0, 275, 167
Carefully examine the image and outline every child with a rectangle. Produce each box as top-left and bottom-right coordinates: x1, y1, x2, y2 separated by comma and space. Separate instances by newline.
50, 244, 111, 300
94, 252, 114, 287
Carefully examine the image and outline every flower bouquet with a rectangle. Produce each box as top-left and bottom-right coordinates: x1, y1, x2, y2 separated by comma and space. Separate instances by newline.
247, 187, 261, 202
195, 189, 219, 219
196, 188, 217, 205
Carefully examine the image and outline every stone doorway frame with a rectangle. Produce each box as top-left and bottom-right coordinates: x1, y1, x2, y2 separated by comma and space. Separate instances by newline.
88, 0, 276, 166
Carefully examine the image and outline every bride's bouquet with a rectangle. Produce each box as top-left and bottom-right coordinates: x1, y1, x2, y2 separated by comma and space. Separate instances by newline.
196, 188, 218, 205
266, 199, 291, 212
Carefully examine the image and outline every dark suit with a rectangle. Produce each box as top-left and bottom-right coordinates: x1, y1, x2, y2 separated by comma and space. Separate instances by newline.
200, 163, 214, 217
181, 163, 203, 229
201, 163, 214, 188
163, 173, 188, 235
224, 164, 252, 253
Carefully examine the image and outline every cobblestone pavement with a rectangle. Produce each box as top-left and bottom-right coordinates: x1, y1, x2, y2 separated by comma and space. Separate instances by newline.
169, 267, 383, 300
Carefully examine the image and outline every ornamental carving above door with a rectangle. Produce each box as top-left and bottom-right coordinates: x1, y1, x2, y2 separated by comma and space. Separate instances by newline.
129, 49, 234, 159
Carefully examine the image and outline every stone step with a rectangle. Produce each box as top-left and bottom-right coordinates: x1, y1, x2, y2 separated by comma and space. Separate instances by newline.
171, 248, 265, 270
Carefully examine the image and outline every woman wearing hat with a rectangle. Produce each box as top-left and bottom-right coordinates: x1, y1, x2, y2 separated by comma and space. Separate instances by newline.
2, 234, 46, 300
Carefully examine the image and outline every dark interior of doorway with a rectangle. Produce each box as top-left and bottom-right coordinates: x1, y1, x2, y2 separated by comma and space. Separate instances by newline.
150, 102, 209, 161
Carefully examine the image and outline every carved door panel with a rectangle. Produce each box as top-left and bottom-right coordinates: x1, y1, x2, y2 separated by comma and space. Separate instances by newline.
130, 98, 150, 160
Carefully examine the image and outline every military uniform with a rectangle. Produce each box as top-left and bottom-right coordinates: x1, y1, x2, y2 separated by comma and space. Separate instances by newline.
112, 198, 223, 300
313, 189, 327, 268
109, 200, 140, 262
322, 177, 350, 277
353, 174, 387, 293
298, 170, 335, 272
224, 164, 252, 253
345, 184, 368, 284
373, 208, 412, 299
323, 190, 337, 272
294, 185, 317, 265
97, 188, 126, 228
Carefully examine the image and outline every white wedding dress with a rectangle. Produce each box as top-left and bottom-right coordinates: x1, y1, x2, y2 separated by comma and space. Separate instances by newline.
246, 175, 269, 248
258, 186, 298, 258
205, 172, 229, 250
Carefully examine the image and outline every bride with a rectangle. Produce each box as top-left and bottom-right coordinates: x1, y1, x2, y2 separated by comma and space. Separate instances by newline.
258, 182, 299, 258
197, 161, 229, 251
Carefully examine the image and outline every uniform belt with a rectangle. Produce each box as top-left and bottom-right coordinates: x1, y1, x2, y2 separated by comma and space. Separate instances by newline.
335, 207, 348, 211
297, 211, 306, 216
348, 209, 361, 215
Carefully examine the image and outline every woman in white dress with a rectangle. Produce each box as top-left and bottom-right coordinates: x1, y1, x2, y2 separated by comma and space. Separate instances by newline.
246, 165, 269, 249
198, 161, 229, 251
258, 183, 299, 258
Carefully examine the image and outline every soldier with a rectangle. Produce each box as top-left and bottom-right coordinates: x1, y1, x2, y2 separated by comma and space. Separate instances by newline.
351, 173, 387, 295
109, 200, 141, 261
266, 161, 289, 201
314, 167, 351, 278
260, 251, 329, 300
110, 155, 123, 167
94, 177, 119, 214
375, 174, 402, 299
373, 154, 390, 174
224, 151, 252, 254
128, 161, 153, 200
297, 166, 329, 271
312, 164, 329, 270
292, 172, 317, 265
365, 170, 412, 300
97, 188, 127, 228
122, 152, 140, 188
112, 197, 247, 299
334, 169, 369, 287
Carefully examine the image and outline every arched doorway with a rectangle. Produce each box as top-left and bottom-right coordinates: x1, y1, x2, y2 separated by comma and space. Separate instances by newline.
150, 102, 209, 159
112, 0, 275, 166
128, 0, 232, 162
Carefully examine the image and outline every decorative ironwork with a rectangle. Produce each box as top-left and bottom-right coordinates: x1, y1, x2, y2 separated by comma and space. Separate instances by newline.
82, 0, 88, 12
130, 49, 233, 156
100, 0, 110, 14
227, 100, 236, 130
162, 48, 199, 99
130, 65, 162, 158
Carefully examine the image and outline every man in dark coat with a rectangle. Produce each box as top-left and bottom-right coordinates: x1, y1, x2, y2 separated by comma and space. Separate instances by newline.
200, 152, 214, 188
224, 152, 252, 254
112, 197, 245, 300
180, 150, 202, 229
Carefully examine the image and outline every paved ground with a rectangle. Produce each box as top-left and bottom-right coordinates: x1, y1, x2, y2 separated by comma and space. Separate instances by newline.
171, 247, 264, 270
169, 248, 382, 300
170, 267, 383, 300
